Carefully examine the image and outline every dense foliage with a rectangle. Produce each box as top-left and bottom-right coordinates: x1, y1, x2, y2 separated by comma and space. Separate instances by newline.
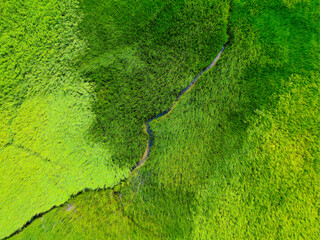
2, 0, 319, 239
1, 0, 229, 238
77, 0, 229, 168
0, 0, 128, 238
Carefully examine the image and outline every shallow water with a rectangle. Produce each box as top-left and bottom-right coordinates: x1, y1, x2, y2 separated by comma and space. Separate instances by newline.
131, 45, 226, 171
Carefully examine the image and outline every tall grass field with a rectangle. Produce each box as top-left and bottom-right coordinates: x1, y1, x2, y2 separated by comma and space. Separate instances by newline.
1, 0, 319, 239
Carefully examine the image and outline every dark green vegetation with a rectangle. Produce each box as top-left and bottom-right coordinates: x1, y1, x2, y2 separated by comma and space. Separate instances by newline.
1, 0, 229, 238
78, 0, 229, 168
2, 0, 320, 239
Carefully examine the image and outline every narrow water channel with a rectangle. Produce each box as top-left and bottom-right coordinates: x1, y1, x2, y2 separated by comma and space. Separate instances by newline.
5, 44, 226, 240
131, 44, 226, 171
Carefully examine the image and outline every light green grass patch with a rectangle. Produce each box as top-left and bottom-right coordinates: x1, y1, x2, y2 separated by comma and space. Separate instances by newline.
0, 0, 128, 238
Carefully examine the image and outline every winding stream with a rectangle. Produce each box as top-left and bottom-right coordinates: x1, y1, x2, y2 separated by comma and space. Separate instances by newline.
131, 44, 226, 172
5, 45, 226, 240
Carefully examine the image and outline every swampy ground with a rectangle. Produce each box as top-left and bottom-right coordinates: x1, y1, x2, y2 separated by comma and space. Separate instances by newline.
1, 0, 319, 239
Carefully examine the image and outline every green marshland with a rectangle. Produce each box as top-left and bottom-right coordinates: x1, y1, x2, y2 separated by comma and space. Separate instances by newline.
0, 0, 319, 239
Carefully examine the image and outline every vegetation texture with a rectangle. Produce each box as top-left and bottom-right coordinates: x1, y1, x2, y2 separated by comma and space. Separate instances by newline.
0, 0, 129, 238
1, 0, 319, 239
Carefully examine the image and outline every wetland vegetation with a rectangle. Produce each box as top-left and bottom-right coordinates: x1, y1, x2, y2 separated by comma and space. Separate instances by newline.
1, 0, 319, 239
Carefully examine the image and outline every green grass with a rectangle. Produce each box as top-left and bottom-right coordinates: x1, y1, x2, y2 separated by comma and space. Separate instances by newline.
1, 0, 230, 238
77, 0, 230, 168
3, 0, 320, 239
0, 0, 128, 238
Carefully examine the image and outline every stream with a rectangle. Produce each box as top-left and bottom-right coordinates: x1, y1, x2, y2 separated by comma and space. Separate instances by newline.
4, 44, 226, 240
131, 44, 226, 171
